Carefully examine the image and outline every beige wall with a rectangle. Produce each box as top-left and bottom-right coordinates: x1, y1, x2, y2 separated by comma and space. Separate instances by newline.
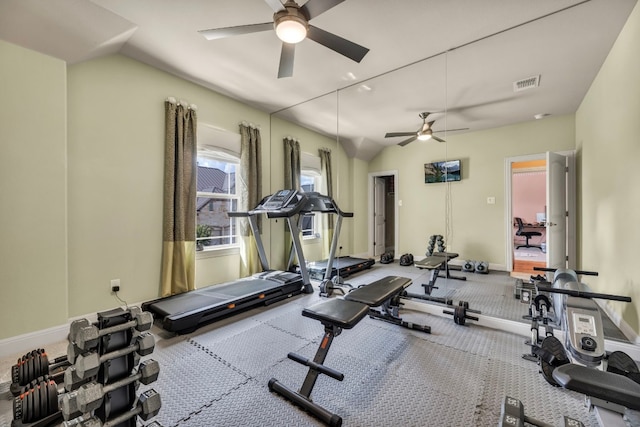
0, 41, 68, 339
576, 1, 640, 333
66, 54, 273, 317
368, 115, 575, 267
0, 46, 347, 340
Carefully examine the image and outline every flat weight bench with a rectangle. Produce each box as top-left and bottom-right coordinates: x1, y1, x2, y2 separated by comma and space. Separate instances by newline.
415, 252, 467, 281
268, 276, 430, 426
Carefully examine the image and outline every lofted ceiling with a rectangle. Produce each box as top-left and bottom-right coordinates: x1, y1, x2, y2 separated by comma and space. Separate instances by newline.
0, 0, 636, 160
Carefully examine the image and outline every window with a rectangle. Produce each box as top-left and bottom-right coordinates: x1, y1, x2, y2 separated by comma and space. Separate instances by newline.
300, 151, 322, 239
196, 125, 241, 251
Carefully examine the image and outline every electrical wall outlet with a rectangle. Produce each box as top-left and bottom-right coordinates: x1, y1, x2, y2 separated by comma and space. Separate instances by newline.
110, 278, 121, 293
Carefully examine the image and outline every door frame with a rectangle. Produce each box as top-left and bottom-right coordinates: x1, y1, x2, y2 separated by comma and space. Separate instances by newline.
504, 151, 576, 272
368, 170, 398, 257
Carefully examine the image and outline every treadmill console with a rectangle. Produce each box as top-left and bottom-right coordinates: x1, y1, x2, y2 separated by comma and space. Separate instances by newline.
261, 189, 299, 211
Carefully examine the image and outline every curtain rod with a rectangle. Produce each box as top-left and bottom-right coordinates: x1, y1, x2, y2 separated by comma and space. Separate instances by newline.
166, 97, 197, 110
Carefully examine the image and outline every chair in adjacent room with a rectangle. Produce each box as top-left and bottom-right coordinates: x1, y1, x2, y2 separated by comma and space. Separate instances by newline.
514, 217, 542, 250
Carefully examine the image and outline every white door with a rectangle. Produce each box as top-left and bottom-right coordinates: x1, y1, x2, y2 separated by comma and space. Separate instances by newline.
546, 152, 567, 269
374, 177, 386, 256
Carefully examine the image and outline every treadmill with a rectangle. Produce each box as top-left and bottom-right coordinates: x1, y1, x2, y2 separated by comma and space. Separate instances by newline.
142, 189, 315, 334
285, 193, 374, 295
304, 256, 375, 281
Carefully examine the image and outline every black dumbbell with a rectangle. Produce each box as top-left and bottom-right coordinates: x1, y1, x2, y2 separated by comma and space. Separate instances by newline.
70, 307, 153, 351
66, 388, 162, 427
499, 396, 583, 427
74, 332, 155, 380
62, 359, 160, 416
11, 349, 69, 395
13, 376, 60, 425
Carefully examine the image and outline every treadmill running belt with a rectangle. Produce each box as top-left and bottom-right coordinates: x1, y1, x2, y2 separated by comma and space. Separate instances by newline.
304, 256, 375, 280
144, 274, 303, 333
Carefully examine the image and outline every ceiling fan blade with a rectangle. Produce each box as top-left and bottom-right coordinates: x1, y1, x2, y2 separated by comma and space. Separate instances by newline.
301, 0, 345, 20
433, 127, 470, 133
278, 43, 295, 78
398, 137, 417, 147
307, 25, 369, 63
199, 23, 273, 40
263, 0, 286, 13
385, 132, 416, 138
432, 135, 446, 143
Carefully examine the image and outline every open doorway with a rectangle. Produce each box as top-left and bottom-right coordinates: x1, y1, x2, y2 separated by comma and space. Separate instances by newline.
505, 151, 576, 276
368, 171, 398, 258
512, 159, 547, 274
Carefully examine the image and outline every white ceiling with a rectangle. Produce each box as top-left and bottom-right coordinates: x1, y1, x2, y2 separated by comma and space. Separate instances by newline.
0, 0, 636, 160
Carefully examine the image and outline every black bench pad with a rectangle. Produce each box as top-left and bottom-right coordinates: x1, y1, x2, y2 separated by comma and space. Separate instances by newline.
344, 276, 412, 306
302, 298, 369, 329
413, 256, 445, 270
552, 363, 640, 411
432, 251, 459, 259
414, 252, 459, 270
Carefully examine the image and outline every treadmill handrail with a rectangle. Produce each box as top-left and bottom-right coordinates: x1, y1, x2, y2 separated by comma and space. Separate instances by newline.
300, 192, 353, 218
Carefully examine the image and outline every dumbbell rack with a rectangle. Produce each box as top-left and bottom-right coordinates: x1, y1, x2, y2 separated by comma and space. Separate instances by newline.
10, 306, 162, 427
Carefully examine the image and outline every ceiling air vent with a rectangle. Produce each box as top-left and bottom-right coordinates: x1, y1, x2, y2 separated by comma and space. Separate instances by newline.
513, 75, 540, 92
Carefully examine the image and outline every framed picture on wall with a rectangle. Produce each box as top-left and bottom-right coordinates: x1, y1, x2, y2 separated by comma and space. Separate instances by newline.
424, 160, 461, 183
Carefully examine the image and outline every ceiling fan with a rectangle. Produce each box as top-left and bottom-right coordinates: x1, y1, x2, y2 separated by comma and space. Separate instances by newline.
385, 112, 469, 146
198, 0, 370, 78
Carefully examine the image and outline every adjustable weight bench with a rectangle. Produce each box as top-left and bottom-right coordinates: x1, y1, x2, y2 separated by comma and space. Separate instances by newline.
268, 276, 430, 426
344, 276, 431, 333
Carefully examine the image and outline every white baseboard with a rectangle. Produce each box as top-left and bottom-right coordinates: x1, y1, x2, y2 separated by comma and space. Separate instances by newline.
0, 322, 73, 359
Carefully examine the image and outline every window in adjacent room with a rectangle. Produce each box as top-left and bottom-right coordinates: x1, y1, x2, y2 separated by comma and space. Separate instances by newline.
196, 125, 241, 251
300, 152, 322, 239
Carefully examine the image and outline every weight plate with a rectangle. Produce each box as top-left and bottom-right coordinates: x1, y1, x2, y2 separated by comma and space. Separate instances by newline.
26, 354, 34, 386
13, 395, 23, 421
20, 355, 26, 386
39, 379, 48, 417
35, 382, 43, 421
454, 305, 466, 326
47, 380, 58, 414
25, 388, 33, 423
34, 351, 41, 378
40, 350, 49, 378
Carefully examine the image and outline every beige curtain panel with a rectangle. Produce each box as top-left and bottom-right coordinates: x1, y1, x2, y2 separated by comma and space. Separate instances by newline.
283, 137, 301, 264
239, 123, 263, 277
161, 98, 197, 297
319, 147, 334, 258
284, 137, 301, 190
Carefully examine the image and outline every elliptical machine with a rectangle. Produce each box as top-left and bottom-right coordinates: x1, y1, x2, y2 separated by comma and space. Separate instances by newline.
526, 267, 640, 426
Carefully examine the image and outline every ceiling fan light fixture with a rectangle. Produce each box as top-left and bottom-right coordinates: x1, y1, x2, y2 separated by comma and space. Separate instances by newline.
275, 15, 307, 43
417, 133, 432, 141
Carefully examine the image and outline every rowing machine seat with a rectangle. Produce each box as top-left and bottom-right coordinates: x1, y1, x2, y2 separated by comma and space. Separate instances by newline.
552, 363, 640, 411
